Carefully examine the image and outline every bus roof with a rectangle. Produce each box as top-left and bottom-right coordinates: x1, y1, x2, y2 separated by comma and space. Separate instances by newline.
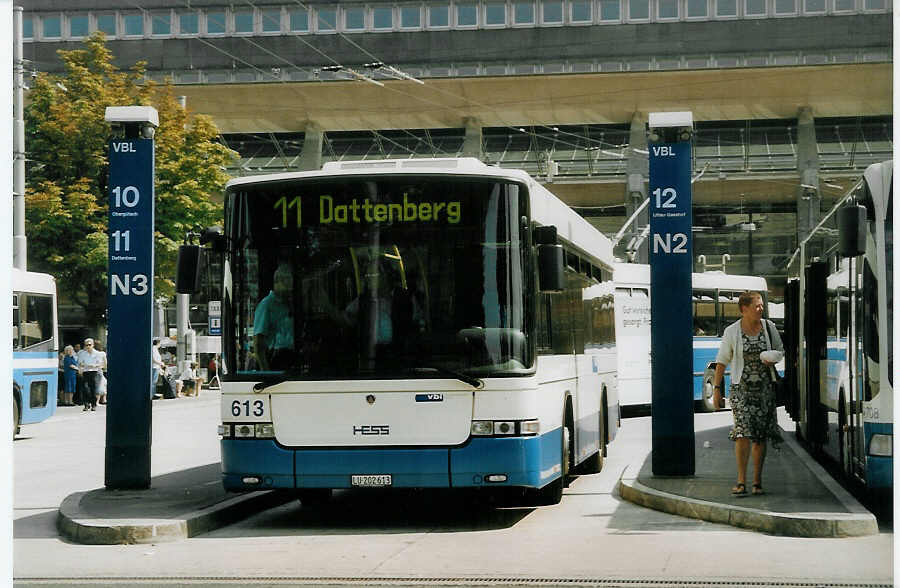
613, 263, 767, 291
226, 158, 615, 270
12, 268, 56, 296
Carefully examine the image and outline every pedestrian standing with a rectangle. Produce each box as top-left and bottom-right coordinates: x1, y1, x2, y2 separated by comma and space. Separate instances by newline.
72, 343, 83, 406
94, 341, 109, 405
62, 345, 78, 406
151, 339, 165, 399
712, 291, 784, 497
77, 338, 104, 411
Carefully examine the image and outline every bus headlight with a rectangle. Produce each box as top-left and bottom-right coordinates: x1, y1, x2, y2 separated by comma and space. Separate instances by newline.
255, 423, 275, 439
471, 421, 493, 436
519, 419, 540, 436
868, 434, 892, 457
493, 421, 516, 435
471, 419, 540, 437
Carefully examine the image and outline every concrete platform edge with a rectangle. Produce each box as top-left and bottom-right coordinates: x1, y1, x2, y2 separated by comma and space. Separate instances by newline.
617, 429, 879, 538
57, 489, 296, 545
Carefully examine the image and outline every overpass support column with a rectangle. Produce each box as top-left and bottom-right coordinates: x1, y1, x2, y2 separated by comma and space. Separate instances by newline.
461, 117, 483, 160
298, 123, 324, 171
796, 107, 821, 243
624, 112, 649, 263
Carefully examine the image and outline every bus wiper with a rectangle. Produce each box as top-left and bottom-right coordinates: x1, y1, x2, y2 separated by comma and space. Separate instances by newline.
411, 366, 484, 390
252, 369, 304, 392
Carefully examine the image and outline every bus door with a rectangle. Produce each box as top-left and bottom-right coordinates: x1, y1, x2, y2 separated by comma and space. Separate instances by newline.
803, 261, 828, 450
783, 279, 800, 419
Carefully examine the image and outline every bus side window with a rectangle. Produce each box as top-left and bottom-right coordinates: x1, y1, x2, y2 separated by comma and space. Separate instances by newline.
692, 289, 716, 336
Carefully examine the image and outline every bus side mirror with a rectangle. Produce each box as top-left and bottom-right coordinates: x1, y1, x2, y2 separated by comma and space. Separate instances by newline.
176, 245, 201, 294
535, 225, 564, 293
837, 204, 866, 258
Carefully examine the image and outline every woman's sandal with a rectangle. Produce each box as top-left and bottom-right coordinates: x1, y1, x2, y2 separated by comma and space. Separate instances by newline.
731, 483, 747, 496
752, 484, 765, 495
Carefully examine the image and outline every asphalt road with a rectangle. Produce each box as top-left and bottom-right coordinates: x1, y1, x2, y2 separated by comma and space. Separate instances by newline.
13, 388, 894, 586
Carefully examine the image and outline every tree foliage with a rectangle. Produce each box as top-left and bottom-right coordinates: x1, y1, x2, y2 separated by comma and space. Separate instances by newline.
24, 33, 236, 332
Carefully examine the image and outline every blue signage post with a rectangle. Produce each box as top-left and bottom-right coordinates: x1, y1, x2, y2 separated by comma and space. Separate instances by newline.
104, 106, 158, 489
648, 111, 695, 476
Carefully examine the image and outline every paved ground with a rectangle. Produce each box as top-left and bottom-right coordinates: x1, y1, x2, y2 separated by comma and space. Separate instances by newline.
55, 403, 877, 543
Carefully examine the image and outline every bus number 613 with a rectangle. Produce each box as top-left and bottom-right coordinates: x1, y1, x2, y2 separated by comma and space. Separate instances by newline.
232, 399, 265, 418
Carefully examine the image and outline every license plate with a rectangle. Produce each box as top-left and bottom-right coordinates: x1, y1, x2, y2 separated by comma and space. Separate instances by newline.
351, 474, 392, 487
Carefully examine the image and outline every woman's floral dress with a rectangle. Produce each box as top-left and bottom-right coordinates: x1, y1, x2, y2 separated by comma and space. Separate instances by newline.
728, 330, 782, 445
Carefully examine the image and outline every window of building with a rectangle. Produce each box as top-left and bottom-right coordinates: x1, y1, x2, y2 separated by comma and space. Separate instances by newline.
123, 12, 144, 36
542, 0, 564, 23
600, 0, 621, 20
686, 0, 708, 17
289, 8, 309, 31
571, 0, 593, 22
178, 11, 199, 34
69, 14, 90, 37
400, 5, 421, 26
429, 4, 450, 27
658, 0, 678, 18
833, 0, 855, 9
485, 2, 507, 25
373, 6, 394, 29
863, 0, 885, 9
151, 12, 171, 35
95, 13, 116, 36
628, 0, 650, 19
774, 0, 796, 13
42, 14, 62, 38
261, 8, 282, 32
514, 1, 536, 23
803, 0, 825, 10
206, 10, 226, 34
317, 7, 337, 31
234, 9, 253, 33
23, 15, 33, 39
744, 0, 766, 15
715, 0, 737, 16
344, 7, 366, 29
457, 3, 478, 25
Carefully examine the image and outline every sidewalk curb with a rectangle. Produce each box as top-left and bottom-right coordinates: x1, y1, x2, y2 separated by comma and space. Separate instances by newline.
57, 489, 295, 545
617, 430, 879, 537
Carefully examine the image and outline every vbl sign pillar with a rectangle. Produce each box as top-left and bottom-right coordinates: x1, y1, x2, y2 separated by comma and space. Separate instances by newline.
104, 107, 158, 490
648, 112, 695, 476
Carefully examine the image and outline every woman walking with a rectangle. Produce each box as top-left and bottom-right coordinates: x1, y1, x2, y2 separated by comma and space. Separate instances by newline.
712, 291, 783, 496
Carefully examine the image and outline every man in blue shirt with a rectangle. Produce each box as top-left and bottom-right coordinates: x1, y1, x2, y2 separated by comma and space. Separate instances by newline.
254, 264, 294, 370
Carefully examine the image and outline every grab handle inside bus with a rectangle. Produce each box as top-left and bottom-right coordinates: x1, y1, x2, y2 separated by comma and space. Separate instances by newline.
535, 225, 564, 293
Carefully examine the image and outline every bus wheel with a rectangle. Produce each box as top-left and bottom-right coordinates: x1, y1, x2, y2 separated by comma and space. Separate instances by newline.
297, 488, 332, 506
12, 395, 19, 440
529, 423, 569, 506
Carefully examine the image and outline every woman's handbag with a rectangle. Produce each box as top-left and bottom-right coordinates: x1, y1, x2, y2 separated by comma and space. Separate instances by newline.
764, 321, 786, 407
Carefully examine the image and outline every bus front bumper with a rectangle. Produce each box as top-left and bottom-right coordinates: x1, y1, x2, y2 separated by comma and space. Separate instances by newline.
221, 429, 561, 491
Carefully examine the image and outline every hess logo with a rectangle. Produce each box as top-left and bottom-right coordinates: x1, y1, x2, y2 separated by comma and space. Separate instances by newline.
353, 425, 390, 435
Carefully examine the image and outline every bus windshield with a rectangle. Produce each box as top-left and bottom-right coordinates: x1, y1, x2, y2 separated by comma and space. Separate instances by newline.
224, 176, 531, 380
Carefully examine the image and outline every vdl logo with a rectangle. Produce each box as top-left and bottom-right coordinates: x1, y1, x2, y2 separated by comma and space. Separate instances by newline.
353, 425, 390, 435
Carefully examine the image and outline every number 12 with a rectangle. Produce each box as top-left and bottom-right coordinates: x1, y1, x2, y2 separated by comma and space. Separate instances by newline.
653, 187, 677, 209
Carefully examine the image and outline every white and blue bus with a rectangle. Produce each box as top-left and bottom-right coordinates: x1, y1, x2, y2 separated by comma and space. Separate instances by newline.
786, 160, 892, 496
613, 262, 769, 414
12, 268, 59, 438
200, 158, 619, 505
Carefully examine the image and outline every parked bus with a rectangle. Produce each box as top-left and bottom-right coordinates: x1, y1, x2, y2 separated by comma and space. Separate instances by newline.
613, 262, 769, 414
12, 268, 59, 438
785, 160, 892, 496
188, 158, 619, 505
